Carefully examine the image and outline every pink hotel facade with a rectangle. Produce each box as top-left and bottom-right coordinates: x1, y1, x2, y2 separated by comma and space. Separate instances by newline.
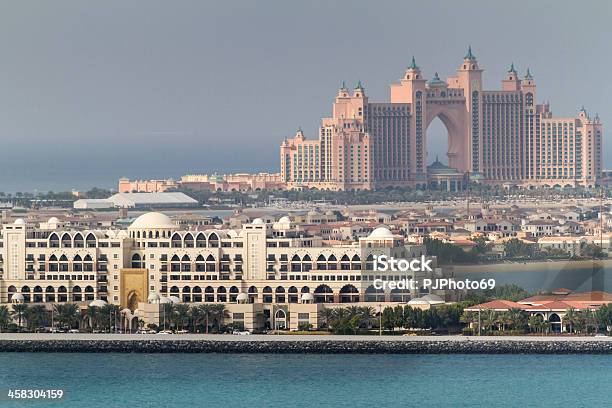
280, 48, 603, 190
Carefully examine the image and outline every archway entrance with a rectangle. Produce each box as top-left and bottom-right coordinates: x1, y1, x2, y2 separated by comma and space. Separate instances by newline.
424, 100, 469, 172
427, 117, 449, 166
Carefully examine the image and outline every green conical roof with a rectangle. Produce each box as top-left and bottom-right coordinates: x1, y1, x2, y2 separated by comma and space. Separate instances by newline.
355, 80, 364, 89
409, 56, 419, 70
525, 68, 532, 79
508, 62, 516, 73
464, 46, 476, 60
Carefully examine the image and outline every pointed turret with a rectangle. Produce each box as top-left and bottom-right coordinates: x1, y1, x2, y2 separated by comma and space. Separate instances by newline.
502, 62, 520, 90
338, 80, 349, 97
353, 80, 365, 98
409, 56, 419, 70
464, 46, 476, 61
525, 68, 533, 79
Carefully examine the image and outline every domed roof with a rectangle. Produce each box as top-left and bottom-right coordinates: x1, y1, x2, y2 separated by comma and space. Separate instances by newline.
307, 210, 318, 216
252, 218, 264, 225
121, 308, 132, 314
236, 293, 248, 302
11, 293, 24, 302
408, 297, 430, 305
427, 72, 447, 88
421, 294, 444, 304
301, 293, 314, 301
427, 158, 461, 175
368, 226, 394, 239
48, 217, 59, 224
278, 216, 291, 224
129, 212, 175, 229
168, 295, 181, 303
159, 296, 172, 304
147, 293, 160, 303
89, 299, 108, 308
13, 218, 25, 225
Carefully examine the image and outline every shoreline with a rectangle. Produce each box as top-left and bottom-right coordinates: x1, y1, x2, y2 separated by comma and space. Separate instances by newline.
0, 334, 610, 354
451, 259, 612, 274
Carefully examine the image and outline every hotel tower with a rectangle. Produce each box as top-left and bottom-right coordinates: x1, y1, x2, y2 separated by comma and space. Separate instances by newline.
280, 48, 603, 190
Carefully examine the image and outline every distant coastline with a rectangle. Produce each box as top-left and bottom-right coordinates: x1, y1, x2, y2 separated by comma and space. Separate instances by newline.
451, 259, 612, 274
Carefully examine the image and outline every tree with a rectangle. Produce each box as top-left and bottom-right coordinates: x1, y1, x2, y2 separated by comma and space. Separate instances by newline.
172, 304, 191, 331
564, 307, 580, 334
528, 314, 543, 334
11, 304, 29, 330
85, 306, 99, 331
53, 303, 80, 329
319, 307, 335, 330
595, 304, 612, 333
503, 238, 533, 258
212, 304, 227, 332
0, 306, 11, 332
25, 305, 48, 331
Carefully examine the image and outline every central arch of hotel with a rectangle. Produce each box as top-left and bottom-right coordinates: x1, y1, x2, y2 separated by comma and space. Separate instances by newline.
424, 99, 469, 172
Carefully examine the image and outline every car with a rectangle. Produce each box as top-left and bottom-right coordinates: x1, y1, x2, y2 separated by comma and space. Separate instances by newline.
233, 330, 251, 335
595, 333, 607, 337
68, 329, 80, 333
176, 330, 188, 334
51, 328, 65, 333
157, 330, 172, 334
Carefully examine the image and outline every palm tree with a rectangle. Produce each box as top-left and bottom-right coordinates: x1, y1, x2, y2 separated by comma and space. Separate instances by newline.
508, 308, 525, 331
212, 304, 227, 332
173, 304, 191, 331
11, 303, 29, 330
54, 303, 80, 330
194, 304, 214, 334
85, 306, 98, 331
319, 307, 334, 331
359, 306, 376, 329
528, 314, 543, 334
0, 306, 11, 332
564, 307, 579, 334
482, 309, 498, 333
25, 305, 48, 331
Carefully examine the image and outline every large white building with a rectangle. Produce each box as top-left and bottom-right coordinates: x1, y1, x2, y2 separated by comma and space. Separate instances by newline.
0, 213, 444, 331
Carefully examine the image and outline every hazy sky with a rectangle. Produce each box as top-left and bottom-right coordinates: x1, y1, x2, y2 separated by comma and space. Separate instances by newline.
0, 0, 610, 192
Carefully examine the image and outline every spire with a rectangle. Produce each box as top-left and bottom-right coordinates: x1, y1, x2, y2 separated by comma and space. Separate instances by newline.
355, 80, 364, 90
508, 62, 516, 73
433, 72, 440, 80
409, 56, 419, 70
341, 81, 347, 90
464, 46, 476, 60
525, 68, 533, 79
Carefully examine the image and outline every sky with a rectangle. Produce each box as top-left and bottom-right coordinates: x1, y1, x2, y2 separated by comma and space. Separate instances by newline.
0, 0, 610, 192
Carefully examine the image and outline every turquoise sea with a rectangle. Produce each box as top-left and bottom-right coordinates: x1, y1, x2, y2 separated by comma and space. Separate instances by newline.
0, 353, 610, 407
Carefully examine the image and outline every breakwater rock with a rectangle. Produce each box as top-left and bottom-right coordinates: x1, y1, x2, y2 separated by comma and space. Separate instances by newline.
0, 339, 611, 354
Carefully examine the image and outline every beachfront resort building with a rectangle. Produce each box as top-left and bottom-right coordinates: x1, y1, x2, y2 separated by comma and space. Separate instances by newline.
281, 48, 603, 190
0, 213, 445, 331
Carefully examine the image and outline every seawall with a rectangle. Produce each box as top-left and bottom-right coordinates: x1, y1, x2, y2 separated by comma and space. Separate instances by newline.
0, 334, 610, 354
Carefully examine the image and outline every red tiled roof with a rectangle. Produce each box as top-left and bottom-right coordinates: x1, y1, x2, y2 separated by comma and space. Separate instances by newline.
465, 299, 525, 311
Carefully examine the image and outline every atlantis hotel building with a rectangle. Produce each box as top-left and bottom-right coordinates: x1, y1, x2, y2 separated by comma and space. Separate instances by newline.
280, 48, 603, 190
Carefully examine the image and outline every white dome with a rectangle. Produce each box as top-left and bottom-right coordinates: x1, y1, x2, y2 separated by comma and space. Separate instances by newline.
89, 299, 108, 308
116, 230, 129, 238
129, 212, 175, 229
120, 308, 132, 315
168, 295, 181, 303
236, 293, 248, 302
48, 217, 59, 224
147, 293, 160, 303
278, 216, 291, 223
369, 226, 394, 239
301, 293, 314, 302
159, 296, 172, 304
11, 293, 24, 302
252, 218, 264, 225
13, 218, 25, 225
421, 294, 444, 304
408, 297, 430, 305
